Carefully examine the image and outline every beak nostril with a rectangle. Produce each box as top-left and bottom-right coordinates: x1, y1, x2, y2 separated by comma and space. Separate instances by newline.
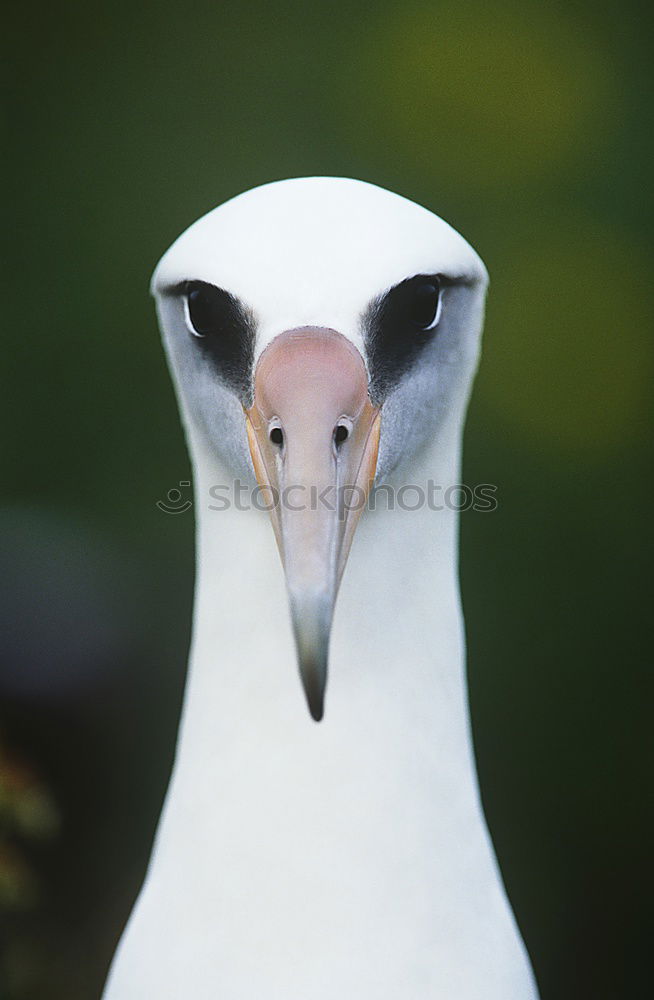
270, 427, 284, 447
334, 424, 349, 447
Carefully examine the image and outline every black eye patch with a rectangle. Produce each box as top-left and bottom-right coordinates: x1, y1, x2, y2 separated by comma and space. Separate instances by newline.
183, 280, 255, 402
364, 274, 443, 403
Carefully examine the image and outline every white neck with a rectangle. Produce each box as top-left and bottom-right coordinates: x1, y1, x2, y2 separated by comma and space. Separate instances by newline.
104, 426, 539, 1000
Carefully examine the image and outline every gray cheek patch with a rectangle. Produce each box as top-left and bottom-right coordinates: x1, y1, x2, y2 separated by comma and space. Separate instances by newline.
179, 281, 256, 406
157, 296, 258, 484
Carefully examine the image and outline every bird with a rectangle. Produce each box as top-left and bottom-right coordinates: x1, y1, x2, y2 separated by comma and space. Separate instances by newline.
103, 177, 540, 999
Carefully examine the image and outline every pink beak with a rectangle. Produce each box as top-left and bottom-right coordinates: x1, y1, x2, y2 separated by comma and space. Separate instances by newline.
245, 328, 381, 720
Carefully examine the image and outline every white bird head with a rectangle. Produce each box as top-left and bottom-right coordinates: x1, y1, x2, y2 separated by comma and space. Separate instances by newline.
151, 177, 488, 720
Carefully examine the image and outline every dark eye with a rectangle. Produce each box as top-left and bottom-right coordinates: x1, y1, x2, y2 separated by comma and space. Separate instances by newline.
186, 281, 232, 337
409, 279, 441, 330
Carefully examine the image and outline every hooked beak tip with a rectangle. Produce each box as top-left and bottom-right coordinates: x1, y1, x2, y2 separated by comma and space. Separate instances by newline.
290, 591, 332, 722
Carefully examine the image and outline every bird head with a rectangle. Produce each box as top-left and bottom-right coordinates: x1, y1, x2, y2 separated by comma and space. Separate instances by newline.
151, 177, 487, 720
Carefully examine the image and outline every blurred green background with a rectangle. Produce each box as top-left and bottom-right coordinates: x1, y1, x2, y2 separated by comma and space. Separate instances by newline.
2, 0, 652, 996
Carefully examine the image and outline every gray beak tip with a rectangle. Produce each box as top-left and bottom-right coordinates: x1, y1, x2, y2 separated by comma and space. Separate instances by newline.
307, 692, 325, 723
297, 644, 328, 722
